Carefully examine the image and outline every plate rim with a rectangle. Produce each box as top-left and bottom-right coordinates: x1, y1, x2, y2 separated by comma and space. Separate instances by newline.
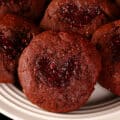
0, 84, 120, 120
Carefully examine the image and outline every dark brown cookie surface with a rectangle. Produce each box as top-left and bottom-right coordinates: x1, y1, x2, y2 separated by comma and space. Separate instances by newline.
0, 0, 46, 22
92, 20, 120, 96
18, 31, 101, 113
0, 14, 40, 83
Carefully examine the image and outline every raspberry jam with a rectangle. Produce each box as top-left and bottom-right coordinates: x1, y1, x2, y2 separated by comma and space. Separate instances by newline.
59, 3, 101, 26
0, 28, 32, 59
34, 56, 80, 88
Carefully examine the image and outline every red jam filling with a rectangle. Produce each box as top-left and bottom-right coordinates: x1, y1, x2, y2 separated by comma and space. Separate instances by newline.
0, 28, 32, 59
58, 3, 102, 27
34, 56, 80, 88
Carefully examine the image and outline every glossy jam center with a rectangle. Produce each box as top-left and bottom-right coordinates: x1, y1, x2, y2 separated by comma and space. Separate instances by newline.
58, 3, 101, 26
0, 29, 32, 59
34, 56, 79, 88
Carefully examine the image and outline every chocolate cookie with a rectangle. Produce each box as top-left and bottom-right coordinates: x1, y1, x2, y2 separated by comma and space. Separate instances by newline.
92, 20, 120, 96
0, 0, 46, 22
40, 0, 120, 39
0, 14, 40, 83
18, 31, 101, 113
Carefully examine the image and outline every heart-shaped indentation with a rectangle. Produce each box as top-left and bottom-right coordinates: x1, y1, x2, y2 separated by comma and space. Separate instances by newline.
34, 56, 80, 88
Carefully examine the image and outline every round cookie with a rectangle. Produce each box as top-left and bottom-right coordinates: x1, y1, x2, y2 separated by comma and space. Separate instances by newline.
0, 14, 40, 83
18, 31, 101, 113
92, 20, 120, 96
40, 0, 120, 39
0, 0, 46, 22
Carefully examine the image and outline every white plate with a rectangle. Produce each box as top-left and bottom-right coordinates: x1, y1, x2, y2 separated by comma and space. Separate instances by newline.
0, 83, 120, 120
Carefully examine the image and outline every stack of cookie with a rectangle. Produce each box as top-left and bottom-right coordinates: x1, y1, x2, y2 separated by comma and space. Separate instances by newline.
0, 0, 120, 113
